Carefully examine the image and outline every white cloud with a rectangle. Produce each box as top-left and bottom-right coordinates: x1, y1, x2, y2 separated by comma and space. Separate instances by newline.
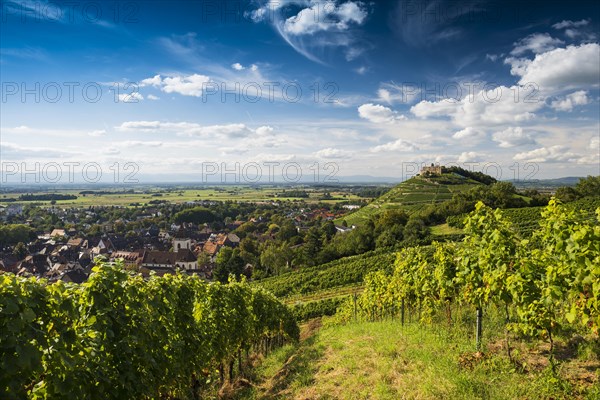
246, 0, 293, 22
510, 33, 564, 56
314, 147, 353, 159
375, 83, 421, 105
192, 124, 252, 138
513, 145, 578, 163
161, 74, 212, 97
119, 141, 163, 147
355, 66, 368, 75
370, 139, 419, 153
506, 43, 600, 91
377, 88, 392, 104
452, 127, 485, 141
139, 74, 162, 87
492, 127, 536, 148
115, 121, 273, 139
410, 99, 458, 118
88, 130, 106, 137
590, 136, 600, 150
231, 62, 258, 71
255, 126, 275, 136
283, 1, 367, 36
410, 85, 542, 128
248, 1, 370, 64
552, 20, 595, 40
550, 90, 590, 111
552, 19, 590, 29
118, 92, 143, 103
358, 103, 406, 124
139, 74, 213, 97
457, 151, 484, 163
116, 121, 161, 131
147, 94, 160, 101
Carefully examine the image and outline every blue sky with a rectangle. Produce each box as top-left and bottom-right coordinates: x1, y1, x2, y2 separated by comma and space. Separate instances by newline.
1, 0, 599, 183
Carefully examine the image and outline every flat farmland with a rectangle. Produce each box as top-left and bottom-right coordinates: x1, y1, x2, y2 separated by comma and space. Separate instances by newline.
0, 186, 363, 207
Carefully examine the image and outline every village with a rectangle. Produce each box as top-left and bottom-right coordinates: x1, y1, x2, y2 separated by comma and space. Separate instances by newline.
0, 199, 357, 283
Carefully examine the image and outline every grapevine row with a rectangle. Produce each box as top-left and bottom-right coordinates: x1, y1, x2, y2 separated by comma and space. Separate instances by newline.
0, 263, 299, 399
337, 200, 600, 350
256, 249, 396, 298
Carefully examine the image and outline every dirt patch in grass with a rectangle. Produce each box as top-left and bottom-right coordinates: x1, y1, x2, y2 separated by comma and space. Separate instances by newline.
301, 318, 322, 341
485, 334, 600, 392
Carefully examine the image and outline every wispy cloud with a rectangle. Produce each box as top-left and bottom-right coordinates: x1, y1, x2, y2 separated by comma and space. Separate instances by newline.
248, 0, 371, 64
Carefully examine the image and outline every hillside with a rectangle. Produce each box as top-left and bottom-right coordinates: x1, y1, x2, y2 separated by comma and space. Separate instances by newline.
339, 172, 484, 226
231, 319, 598, 400
255, 250, 397, 321
239, 199, 600, 400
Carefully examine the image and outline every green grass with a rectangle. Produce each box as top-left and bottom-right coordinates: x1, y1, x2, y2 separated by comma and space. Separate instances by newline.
234, 319, 599, 399
430, 223, 464, 236
0, 186, 364, 208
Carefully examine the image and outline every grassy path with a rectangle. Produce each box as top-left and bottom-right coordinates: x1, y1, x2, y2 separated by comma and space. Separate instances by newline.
230, 319, 599, 400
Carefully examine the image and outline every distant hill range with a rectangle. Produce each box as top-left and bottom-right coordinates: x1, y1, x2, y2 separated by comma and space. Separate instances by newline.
509, 176, 583, 189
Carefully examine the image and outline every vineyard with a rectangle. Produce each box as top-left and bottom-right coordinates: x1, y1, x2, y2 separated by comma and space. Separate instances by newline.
448, 196, 600, 236
335, 200, 600, 361
256, 250, 396, 298
0, 264, 299, 399
339, 200, 600, 343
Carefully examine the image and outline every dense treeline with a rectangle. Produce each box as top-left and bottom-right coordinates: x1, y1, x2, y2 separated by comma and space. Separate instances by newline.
0, 262, 299, 399
441, 166, 498, 185
18, 194, 77, 202
336, 200, 600, 357
555, 175, 600, 202
277, 190, 309, 198
172, 206, 217, 224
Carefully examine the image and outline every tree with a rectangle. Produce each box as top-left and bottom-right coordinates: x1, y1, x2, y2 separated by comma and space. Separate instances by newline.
12, 242, 28, 259
259, 243, 292, 276
214, 247, 245, 283
172, 207, 216, 224
403, 217, 428, 244
375, 225, 403, 248
575, 175, 600, 197
277, 220, 298, 241
302, 227, 322, 266
197, 252, 211, 267
555, 186, 579, 202
323, 221, 337, 239
0, 224, 37, 247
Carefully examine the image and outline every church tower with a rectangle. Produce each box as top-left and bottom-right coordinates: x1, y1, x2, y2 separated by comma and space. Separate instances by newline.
172, 226, 191, 252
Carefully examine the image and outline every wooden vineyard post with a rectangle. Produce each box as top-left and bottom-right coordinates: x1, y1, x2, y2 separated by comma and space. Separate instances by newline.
353, 292, 357, 321
401, 298, 405, 326
476, 308, 483, 352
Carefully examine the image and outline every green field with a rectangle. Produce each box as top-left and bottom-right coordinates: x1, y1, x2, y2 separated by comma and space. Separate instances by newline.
0, 186, 364, 208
